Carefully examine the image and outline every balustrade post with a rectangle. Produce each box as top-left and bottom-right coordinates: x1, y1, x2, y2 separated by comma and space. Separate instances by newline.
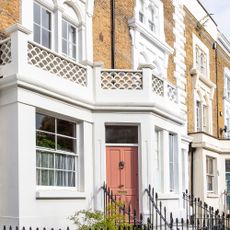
138, 64, 154, 100
5, 24, 31, 76
93, 61, 103, 100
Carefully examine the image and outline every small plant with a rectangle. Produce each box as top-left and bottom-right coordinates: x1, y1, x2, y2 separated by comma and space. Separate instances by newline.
70, 201, 131, 229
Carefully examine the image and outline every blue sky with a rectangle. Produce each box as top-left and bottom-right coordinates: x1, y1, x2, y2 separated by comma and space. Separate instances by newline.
201, 0, 230, 39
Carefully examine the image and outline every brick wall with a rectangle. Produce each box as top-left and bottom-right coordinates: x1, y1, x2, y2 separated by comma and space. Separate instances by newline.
184, 8, 230, 138
216, 45, 230, 137
162, 0, 176, 85
0, 0, 20, 37
93, 0, 134, 69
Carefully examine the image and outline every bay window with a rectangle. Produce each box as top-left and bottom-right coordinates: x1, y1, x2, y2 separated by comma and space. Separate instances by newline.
36, 113, 77, 187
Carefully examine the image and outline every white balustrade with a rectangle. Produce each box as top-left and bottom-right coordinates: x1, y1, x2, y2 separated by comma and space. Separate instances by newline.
0, 38, 11, 65
27, 42, 87, 87
101, 70, 143, 90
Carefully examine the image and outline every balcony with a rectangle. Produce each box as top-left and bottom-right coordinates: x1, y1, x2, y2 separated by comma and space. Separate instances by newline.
0, 24, 180, 118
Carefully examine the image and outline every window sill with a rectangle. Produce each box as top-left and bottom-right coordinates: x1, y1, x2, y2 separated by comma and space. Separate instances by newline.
36, 188, 86, 199
207, 193, 219, 199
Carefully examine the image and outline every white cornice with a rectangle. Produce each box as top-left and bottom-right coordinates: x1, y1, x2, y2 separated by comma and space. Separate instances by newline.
0, 74, 185, 126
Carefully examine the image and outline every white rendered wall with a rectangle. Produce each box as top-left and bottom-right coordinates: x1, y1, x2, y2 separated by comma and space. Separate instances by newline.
93, 111, 188, 219
0, 100, 19, 227
0, 84, 95, 229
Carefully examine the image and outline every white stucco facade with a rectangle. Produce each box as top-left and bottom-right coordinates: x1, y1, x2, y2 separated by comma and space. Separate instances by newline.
0, 0, 192, 228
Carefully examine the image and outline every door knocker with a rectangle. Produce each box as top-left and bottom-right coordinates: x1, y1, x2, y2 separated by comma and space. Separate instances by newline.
119, 161, 125, 169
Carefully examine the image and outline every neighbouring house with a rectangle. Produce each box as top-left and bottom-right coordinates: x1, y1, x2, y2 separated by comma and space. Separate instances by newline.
0, 0, 229, 229
183, 0, 230, 211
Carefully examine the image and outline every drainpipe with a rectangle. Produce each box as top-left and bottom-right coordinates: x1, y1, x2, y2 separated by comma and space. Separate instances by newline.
111, 0, 115, 69
189, 143, 195, 196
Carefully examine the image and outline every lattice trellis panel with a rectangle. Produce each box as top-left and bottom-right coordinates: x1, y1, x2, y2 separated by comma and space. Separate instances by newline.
27, 42, 87, 87
101, 71, 143, 90
152, 75, 164, 96
167, 84, 177, 103
0, 39, 11, 65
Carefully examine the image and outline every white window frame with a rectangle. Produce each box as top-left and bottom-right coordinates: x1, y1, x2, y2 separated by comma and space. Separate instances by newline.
195, 45, 207, 76
196, 100, 202, 132
36, 112, 79, 188
193, 34, 210, 78
148, 7, 156, 32
195, 95, 210, 133
169, 133, 177, 193
33, 2, 52, 49
202, 104, 208, 132
139, 0, 144, 23
62, 18, 77, 60
206, 156, 215, 192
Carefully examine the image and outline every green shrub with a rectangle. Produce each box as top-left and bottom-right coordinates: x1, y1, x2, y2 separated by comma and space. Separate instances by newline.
70, 202, 131, 229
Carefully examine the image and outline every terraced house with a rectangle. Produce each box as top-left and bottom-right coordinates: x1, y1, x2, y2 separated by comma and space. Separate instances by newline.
0, 0, 229, 229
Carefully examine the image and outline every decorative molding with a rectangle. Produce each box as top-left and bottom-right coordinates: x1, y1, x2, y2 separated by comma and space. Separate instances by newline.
128, 18, 174, 55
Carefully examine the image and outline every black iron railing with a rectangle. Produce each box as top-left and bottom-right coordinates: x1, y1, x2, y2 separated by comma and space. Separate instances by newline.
102, 183, 230, 230
182, 189, 230, 230
145, 184, 173, 230
102, 183, 149, 228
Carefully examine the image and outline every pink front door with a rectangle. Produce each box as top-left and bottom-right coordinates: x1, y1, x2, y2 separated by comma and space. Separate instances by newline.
106, 146, 139, 213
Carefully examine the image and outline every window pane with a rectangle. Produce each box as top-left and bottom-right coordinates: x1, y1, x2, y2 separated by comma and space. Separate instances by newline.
106, 126, 138, 143
49, 170, 54, 185
69, 25, 76, 44
56, 171, 65, 186
36, 113, 55, 132
33, 24, 41, 44
169, 163, 174, 192
36, 151, 41, 167
68, 172, 75, 187
57, 136, 75, 152
36, 131, 55, 149
57, 119, 75, 137
55, 154, 66, 169
208, 158, 213, 174
34, 3, 40, 24
67, 156, 75, 170
62, 40, 67, 54
62, 20, 67, 39
69, 43, 76, 59
41, 169, 49, 185
207, 176, 213, 191
42, 9, 51, 30
42, 29, 51, 48
226, 160, 230, 172
36, 169, 41, 185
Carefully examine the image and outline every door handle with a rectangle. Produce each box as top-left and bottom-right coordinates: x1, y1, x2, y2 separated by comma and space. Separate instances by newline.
119, 184, 124, 188
119, 161, 125, 169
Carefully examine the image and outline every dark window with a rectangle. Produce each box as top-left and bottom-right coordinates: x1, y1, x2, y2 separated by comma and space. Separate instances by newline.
106, 126, 138, 144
